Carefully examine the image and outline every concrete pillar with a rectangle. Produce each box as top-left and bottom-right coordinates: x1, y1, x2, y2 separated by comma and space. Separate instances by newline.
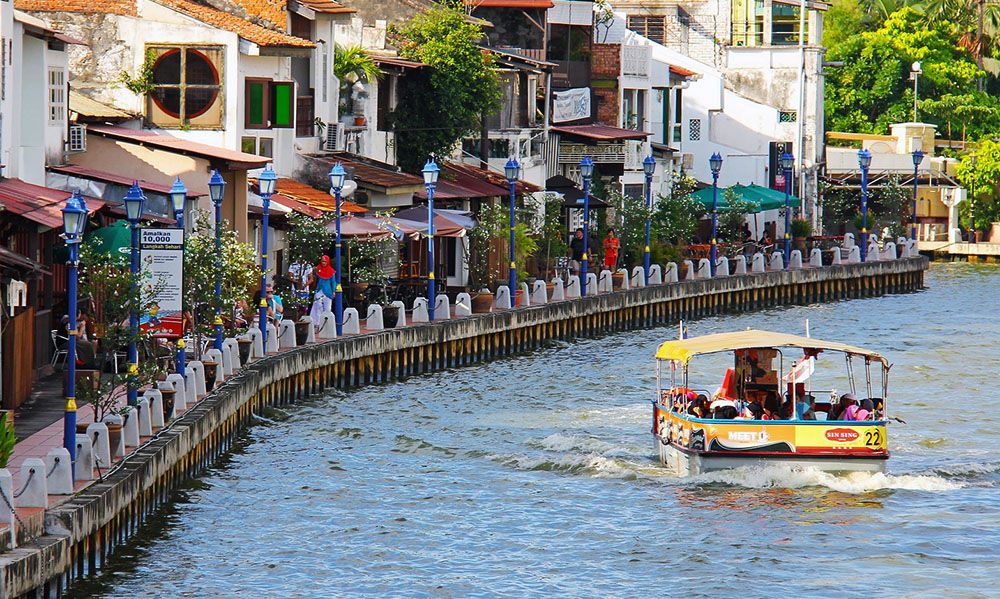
882, 242, 897, 260
412, 298, 430, 322
122, 406, 140, 448
831, 247, 842, 265
809, 248, 823, 267
17, 459, 48, 506
135, 396, 153, 437
565, 275, 580, 298
434, 294, 451, 318
494, 287, 511, 310
549, 277, 565, 301
715, 258, 729, 277
219, 342, 235, 375
843, 232, 855, 250
848, 246, 861, 263
616, 268, 630, 290
86, 422, 111, 469
72, 437, 93, 482
302, 318, 317, 343
906, 239, 917, 257
751, 253, 766, 273
144, 389, 164, 428
223, 338, 241, 370
265, 322, 279, 352
456, 292, 471, 309
631, 266, 645, 288
733, 255, 747, 274
165, 373, 186, 398
0, 470, 12, 527
683, 260, 696, 280
278, 320, 297, 349
390, 301, 407, 327
103, 414, 125, 458
366, 305, 384, 330
598, 270, 613, 293
769, 253, 784, 271
317, 310, 337, 338
696, 258, 711, 278
455, 299, 472, 317
585, 272, 598, 295
519, 282, 530, 307
867, 239, 881, 261
342, 308, 361, 333
186, 360, 207, 396
789, 250, 803, 269
246, 328, 264, 358
531, 280, 547, 305
183, 372, 197, 406
45, 447, 73, 495
657, 263, 670, 284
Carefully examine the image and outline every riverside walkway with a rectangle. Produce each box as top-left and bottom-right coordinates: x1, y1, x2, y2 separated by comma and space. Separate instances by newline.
0, 250, 927, 597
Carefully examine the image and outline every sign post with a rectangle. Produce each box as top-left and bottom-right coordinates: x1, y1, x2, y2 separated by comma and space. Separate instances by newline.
139, 228, 184, 338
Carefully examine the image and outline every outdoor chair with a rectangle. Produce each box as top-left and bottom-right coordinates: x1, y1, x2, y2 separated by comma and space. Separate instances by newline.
50, 330, 68, 367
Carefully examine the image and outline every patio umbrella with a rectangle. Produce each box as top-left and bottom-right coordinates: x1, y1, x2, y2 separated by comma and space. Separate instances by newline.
86, 220, 134, 258
389, 212, 466, 238
327, 215, 393, 240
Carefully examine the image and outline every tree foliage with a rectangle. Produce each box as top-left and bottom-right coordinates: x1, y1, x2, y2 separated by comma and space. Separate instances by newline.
388, 6, 502, 171
650, 173, 704, 244
956, 140, 1000, 230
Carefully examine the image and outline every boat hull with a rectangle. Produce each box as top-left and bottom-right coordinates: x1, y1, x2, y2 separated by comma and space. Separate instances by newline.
655, 438, 887, 475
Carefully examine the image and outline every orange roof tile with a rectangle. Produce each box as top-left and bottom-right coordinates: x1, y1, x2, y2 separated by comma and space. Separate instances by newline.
155, 0, 315, 48
252, 178, 367, 214
14, 0, 136, 15
297, 0, 356, 14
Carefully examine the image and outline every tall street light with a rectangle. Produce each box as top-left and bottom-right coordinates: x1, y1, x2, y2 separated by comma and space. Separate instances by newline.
422, 159, 440, 320
504, 157, 520, 307
62, 190, 88, 478
169, 177, 187, 377
123, 182, 146, 407
858, 148, 872, 262
643, 154, 655, 285
209, 170, 225, 351
579, 156, 594, 296
911, 149, 924, 241
257, 165, 277, 348
329, 162, 347, 335
709, 152, 723, 277
781, 151, 794, 268
910, 61, 922, 122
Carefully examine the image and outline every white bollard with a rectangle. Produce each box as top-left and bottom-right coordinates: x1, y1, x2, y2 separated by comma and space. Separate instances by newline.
103, 414, 125, 458
186, 361, 207, 397
246, 327, 264, 358
831, 247, 843, 265
565, 275, 580, 298
300, 318, 316, 343
278, 320, 297, 349
494, 287, 511, 310
531, 280, 547, 305
219, 342, 235, 375
906, 239, 918, 258
550, 277, 565, 301
224, 338, 241, 370
265, 322, 279, 353
715, 258, 730, 277
18, 459, 48, 506
0, 470, 12, 527
585, 272, 598, 295
789, 250, 803, 269
456, 292, 471, 311
769, 253, 784, 270
45, 447, 73, 495
455, 297, 472, 317
316, 310, 337, 338
136, 396, 153, 437
122, 406, 140, 448
435, 294, 452, 319
733, 255, 747, 275
848, 246, 861, 263
412, 298, 430, 322
183, 372, 196, 406
342, 308, 361, 333
631, 266, 645, 288
843, 232, 855, 250
73, 437, 94, 482
882, 241, 897, 260
696, 258, 711, 279
203, 350, 225, 388
519, 282, 531, 307
617, 268, 630, 290
366, 305, 384, 331
809, 248, 823, 267
144, 389, 164, 428
657, 263, 670, 284
390, 301, 407, 327
87, 422, 112, 469
751, 253, 766, 273
683, 260, 696, 280
166, 373, 186, 398
598, 270, 613, 293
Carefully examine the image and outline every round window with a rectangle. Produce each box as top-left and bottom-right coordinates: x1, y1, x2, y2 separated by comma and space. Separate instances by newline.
150, 49, 220, 120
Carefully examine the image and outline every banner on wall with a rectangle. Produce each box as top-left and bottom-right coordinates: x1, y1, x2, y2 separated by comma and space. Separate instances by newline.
552, 88, 591, 123
139, 227, 184, 337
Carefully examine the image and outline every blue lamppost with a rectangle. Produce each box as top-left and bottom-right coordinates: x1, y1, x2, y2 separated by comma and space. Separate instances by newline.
62, 190, 88, 478
642, 154, 655, 284
422, 159, 440, 320
579, 156, 594, 295
257, 165, 277, 347
858, 149, 872, 262
709, 152, 723, 277
329, 162, 347, 335
208, 170, 225, 351
911, 149, 924, 241
169, 177, 187, 376
780, 152, 794, 268
123, 182, 145, 407
504, 157, 520, 307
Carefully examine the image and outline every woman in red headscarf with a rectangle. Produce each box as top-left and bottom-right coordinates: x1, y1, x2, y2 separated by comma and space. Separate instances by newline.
310, 255, 336, 325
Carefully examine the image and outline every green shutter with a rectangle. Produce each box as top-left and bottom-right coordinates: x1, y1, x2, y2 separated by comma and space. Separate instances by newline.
271, 82, 293, 128
247, 81, 265, 126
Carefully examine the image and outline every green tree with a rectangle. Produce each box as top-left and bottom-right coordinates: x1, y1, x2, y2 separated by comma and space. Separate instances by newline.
650, 173, 704, 244
388, 6, 502, 171
956, 140, 1000, 230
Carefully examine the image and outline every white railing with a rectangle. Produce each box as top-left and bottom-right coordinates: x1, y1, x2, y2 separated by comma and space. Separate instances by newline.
558, 142, 626, 164
621, 44, 651, 78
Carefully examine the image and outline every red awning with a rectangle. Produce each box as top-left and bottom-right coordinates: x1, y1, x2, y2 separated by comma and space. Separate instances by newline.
669, 65, 698, 77
550, 125, 651, 142
0, 178, 105, 229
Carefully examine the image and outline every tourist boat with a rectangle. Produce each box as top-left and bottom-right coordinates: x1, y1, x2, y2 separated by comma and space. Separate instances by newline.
651, 329, 890, 475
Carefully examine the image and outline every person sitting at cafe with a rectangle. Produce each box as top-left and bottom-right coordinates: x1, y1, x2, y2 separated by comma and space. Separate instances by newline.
266, 285, 284, 322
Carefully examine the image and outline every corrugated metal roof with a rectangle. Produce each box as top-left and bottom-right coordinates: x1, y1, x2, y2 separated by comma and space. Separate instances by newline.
0, 178, 105, 229
297, 0, 356, 14
87, 125, 270, 169
550, 125, 651, 142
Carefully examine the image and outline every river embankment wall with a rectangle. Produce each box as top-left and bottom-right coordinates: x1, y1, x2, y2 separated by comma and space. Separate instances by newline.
0, 257, 928, 597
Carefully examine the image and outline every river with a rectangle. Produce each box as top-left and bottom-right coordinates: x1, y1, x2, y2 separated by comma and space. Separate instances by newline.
76, 263, 1000, 598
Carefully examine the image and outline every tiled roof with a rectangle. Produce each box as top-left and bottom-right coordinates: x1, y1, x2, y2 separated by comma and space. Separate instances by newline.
443, 161, 541, 194
87, 125, 270, 169
0, 178, 105, 229
13, 0, 136, 15
154, 0, 315, 48
297, 0, 356, 14
550, 125, 651, 142
50, 165, 207, 197
250, 178, 367, 215
311, 153, 425, 192
669, 65, 698, 77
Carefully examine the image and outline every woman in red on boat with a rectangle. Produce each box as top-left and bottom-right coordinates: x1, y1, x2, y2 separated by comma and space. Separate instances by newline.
602, 228, 620, 271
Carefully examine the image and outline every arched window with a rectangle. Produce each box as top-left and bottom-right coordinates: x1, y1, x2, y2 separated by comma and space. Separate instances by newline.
147, 46, 224, 128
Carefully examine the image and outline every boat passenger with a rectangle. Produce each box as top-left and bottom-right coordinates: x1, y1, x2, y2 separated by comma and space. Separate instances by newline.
832, 392, 858, 420
795, 396, 816, 420
854, 398, 875, 421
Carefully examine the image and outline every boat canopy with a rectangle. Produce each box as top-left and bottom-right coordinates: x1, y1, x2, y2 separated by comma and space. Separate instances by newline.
655, 330, 888, 365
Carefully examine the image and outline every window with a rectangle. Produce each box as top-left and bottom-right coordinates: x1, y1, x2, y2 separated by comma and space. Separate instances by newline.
778, 110, 797, 123
731, 0, 765, 46
627, 15, 666, 45
48, 68, 65, 123
771, 3, 808, 45
689, 118, 701, 141
245, 78, 295, 129
241, 136, 256, 154
622, 89, 646, 131
672, 88, 683, 143
623, 184, 644, 201
148, 46, 224, 128
240, 136, 274, 157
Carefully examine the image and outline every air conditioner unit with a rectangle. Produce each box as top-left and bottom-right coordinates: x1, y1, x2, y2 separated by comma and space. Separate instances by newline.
68, 124, 86, 152
325, 123, 340, 151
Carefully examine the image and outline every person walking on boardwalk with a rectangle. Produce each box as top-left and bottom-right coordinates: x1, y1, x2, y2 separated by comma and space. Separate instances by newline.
569, 228, 585, 275
602, 228, 620, 271
309, 255, 335, 325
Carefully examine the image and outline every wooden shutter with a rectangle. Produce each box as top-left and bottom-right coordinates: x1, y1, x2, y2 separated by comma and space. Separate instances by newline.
245, 78, 270, 128
270, 81, 295, 128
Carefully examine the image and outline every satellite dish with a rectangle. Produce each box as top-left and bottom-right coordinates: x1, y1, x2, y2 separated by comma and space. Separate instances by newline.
338, 180, 358, 198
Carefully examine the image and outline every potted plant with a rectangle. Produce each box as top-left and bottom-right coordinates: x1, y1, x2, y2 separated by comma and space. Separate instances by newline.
0, 412, 14, 482
467, 202, 507, 311
334, 45, 382, 124
790, 218, 813, 251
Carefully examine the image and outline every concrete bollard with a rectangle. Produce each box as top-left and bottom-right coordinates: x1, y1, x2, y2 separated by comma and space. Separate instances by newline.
882, 242, 897, 260
789, 250, 803, 269
18, 459, 48, 506
751, 253, 766, 273
906, 239, 917, 258
435, 294, 452, 319
87, 423, 111, 469
809, 248, 823, 267
224, 338, 241, 370
219, 342, 235, 375
0, 470, 12, 527
598, 270, 613, 293
843, 232, 855, 250
683, 260, 696, 280
550, 277, 565, 301
769, 253, 785, 271
531, 280, 547, 305
631, 266, 645, 288
103, 414, 125, 458
166, 373, 186, 398
246, 327, 264, 358
412, 298, 430, 322
656, 263, 670, 284
316, 310, 337, 339
715, 258, 730, 277
265, 322, 279, 353
390, 301, 407, 327
565, 275, 580, 298
733, 255, 747, 274
300, 318, 316, 343
831, 247, 843, 265
456, 292, 471, 309
366, 305, 384, 331
278, 320, 297, 349
617, 268, 630, 290
186, 360, 207, 397
183, 372, 197, 405
848, 246, 861, 263
867, 240, 881, 261
495, 287, 511, 310
136, 396, 153, 437
144, 389, 164, 428
122, 406, 140, 448
519, 282, 531, 307
73, 437, 94, 482
45, 447, 73, 495
455, 297, 472, 317
696, 258, 711, 279
342, 308, 361, 333
160, 379, 185, 411
585, 272, 598, 295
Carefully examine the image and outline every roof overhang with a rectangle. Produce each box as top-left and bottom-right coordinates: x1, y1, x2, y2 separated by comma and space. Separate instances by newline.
86, 125, 269, 170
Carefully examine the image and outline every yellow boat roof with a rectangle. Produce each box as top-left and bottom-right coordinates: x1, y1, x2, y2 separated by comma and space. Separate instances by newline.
655, 329, 888, 365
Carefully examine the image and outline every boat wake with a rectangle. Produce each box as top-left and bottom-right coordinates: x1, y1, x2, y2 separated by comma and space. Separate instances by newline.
693, 465, 964, 493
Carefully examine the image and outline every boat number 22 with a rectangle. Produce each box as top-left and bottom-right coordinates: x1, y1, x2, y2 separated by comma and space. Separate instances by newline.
864, 430, 882, 447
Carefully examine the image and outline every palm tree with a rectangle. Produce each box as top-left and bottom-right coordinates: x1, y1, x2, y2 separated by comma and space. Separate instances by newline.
333, 45, 383, 84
